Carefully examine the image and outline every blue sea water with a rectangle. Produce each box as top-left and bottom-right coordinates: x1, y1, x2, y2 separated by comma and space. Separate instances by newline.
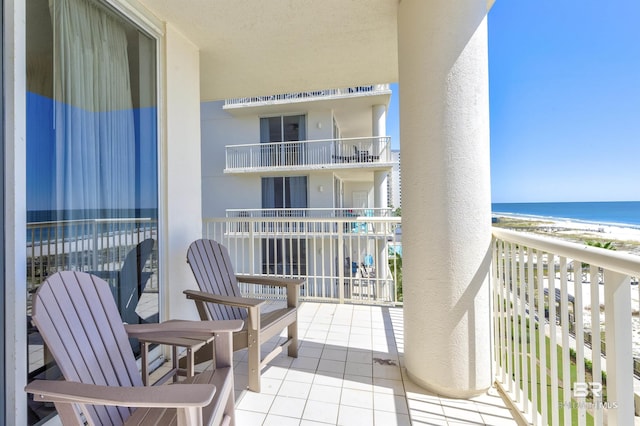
492, 201, 640, 228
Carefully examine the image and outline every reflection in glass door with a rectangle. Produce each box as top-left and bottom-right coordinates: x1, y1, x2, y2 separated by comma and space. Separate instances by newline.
25, 0, 159, 423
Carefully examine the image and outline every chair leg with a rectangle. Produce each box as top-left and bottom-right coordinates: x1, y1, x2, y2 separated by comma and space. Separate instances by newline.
223, 385, 236, 426
287, 321, 298, 358
247, 328, 261, 393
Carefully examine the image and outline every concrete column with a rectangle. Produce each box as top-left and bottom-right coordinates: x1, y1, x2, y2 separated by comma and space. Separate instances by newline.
372, 104, 388, 210
373, 171, 388, 210
398, 0, 492, 398
372, 104, 386, 137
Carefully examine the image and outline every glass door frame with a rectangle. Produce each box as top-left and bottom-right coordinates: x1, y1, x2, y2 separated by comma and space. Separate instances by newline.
1, 0, 6, 420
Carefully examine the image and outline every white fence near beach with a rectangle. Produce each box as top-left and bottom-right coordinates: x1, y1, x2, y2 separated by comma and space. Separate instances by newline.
492, 227, 640, 425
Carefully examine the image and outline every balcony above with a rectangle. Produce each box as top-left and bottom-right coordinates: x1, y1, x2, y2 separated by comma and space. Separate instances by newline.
225, 207, 394, 218
225, 136, 394, 174
223, 85, 392, 113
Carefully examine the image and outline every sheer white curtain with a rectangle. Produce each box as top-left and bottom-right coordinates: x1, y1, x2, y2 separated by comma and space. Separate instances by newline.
261, 177, 307, 213
288, 177, 307, 210
49, 0, 135, 216
262, 178, 277, 213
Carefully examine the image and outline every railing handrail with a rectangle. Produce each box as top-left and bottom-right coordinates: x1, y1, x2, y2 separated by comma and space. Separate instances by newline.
27, 217, 155, 227
224, 84, 391, 107
492, 226, 638, 425
225, 135, 391, 150
205, 216, 401, 224
492, 227, 640, 276
225, 207, 394, 217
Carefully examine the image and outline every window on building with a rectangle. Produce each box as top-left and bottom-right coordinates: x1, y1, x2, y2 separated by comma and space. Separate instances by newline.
261, 176, 307, 275
262, 176, 308, 212
259, 114, 306, 166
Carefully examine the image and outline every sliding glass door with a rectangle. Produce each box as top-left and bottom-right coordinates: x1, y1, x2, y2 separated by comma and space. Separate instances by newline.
26, 0, 158, 423
262, 176, 308, 213
260, 114, 306, 166
261, 176, 308, 275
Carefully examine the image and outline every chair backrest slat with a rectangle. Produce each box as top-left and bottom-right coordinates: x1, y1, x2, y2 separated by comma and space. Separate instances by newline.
32, 271, 143, 425
118, 238, 155, 325
186, 239, 247, 321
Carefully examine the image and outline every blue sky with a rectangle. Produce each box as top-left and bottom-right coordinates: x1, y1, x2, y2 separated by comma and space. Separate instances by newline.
388, 1, 640, 203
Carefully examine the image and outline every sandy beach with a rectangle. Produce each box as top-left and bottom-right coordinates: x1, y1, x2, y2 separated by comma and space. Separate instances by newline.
493, 214, 640, 255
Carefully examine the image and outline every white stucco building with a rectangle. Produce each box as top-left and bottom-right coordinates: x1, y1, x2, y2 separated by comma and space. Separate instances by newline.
201, 87, 394, 219
199, 89, 397, 304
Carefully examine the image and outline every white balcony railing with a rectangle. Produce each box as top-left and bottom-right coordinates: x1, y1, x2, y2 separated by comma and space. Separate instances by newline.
225, 136, 392, 172
203, 215, 402, 304
492, 228, 640, 425
224, 84, 391, 108
27, 218, 158, 292
226, 207, 394, 218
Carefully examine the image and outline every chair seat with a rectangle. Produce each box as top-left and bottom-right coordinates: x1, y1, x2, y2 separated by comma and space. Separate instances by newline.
125, 367, 232, 426
254, 307, 297, 340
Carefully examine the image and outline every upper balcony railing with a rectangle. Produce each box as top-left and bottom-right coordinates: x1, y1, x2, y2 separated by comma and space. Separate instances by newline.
225, 136, 392, 173
492, 227, 640, 425
224, 84, 391, 108
226, 207, 394, 218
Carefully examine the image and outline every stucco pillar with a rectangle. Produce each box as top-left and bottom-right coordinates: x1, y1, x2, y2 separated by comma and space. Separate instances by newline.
372, 104, 386, 138
373, 171, 388, 210
372, 104, 388, 210
398, 0, 492, 398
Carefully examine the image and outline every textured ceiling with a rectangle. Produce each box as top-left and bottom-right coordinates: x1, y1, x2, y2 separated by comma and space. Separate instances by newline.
138, 0, 399, 101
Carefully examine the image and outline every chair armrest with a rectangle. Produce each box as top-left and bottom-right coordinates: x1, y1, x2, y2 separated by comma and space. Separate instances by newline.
26, 380, 215, 408
185, 290, 266, 331
236, 275, 303, 308
125, 319, 244, 339
235, 275, 304, 288
184, 290, 265, 309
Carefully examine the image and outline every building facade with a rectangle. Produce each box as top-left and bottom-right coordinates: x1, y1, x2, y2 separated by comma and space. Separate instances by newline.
201, 88, 396, 304
201, 87, 393, 218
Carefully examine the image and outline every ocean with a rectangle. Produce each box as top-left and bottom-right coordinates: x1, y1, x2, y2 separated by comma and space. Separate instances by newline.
492, 201, 640, 228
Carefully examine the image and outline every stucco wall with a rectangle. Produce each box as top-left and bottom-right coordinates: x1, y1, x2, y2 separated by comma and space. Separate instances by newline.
306, 109, 333, 141
343, 181, 374, 208
164, 24, 204, 321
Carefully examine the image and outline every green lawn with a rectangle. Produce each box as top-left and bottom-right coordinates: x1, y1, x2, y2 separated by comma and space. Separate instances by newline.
498, 316, 599, 424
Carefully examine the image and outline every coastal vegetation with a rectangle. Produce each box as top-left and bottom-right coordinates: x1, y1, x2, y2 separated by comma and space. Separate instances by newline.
389, 252, 402, 302
492, 216, 640, 255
